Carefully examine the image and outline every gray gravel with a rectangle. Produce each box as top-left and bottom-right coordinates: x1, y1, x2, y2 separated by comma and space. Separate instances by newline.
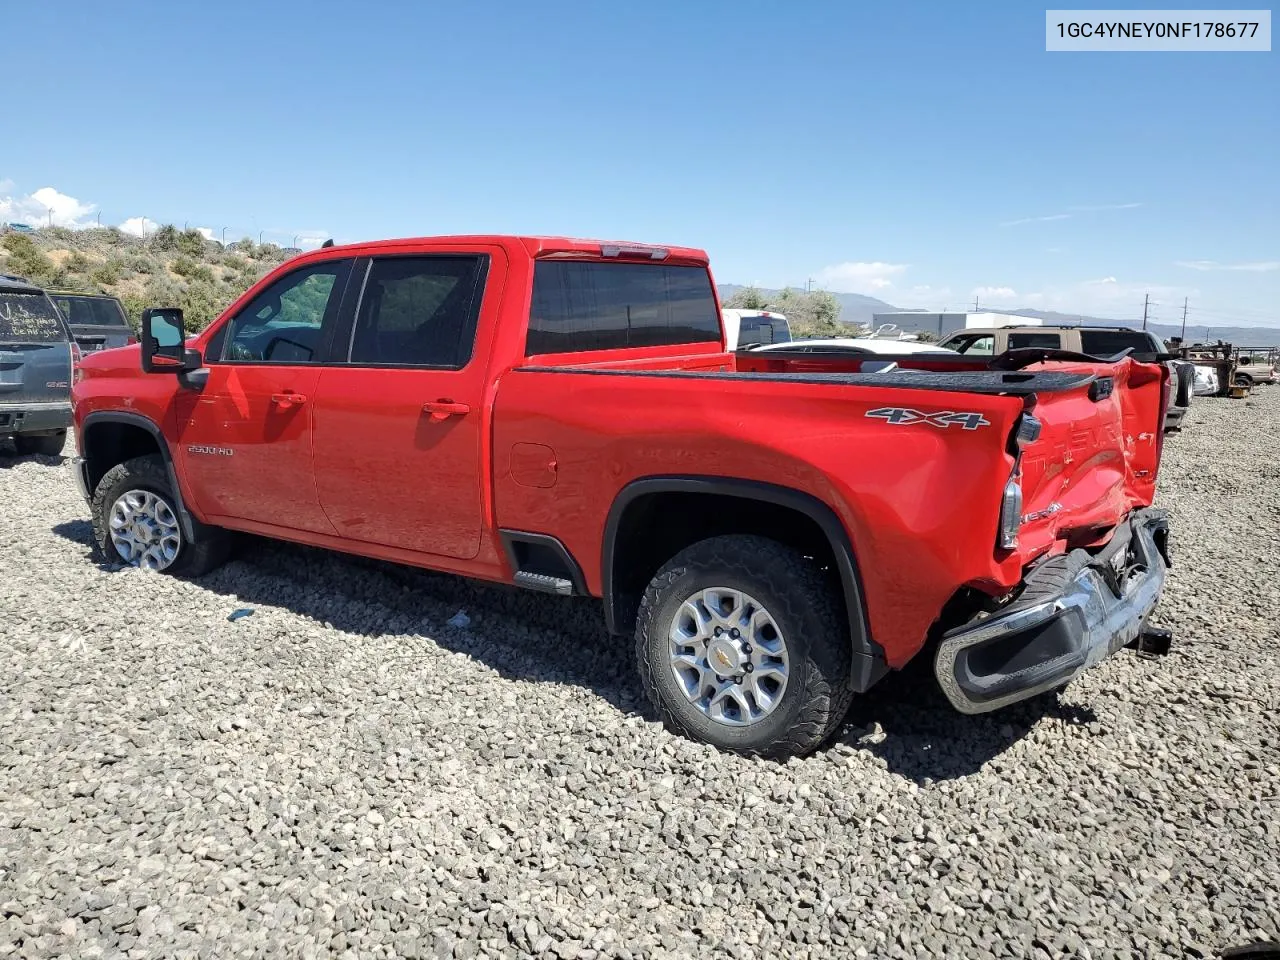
2, 391, 1279, 960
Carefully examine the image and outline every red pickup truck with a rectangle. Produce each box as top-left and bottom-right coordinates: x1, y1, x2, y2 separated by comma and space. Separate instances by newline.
71, 235, 1173, 758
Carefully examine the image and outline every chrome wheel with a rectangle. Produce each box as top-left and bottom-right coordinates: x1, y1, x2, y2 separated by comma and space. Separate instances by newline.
108, 489, 182, 571
668, 586, 790, 726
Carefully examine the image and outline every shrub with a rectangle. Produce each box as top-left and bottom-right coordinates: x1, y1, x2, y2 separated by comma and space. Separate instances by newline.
125, 253, 155, 274
90, 259, 125, 286
150, 224, 180, 252
1, 234, 57, 285
177, 228, 207, 258
66, 252, 90, 273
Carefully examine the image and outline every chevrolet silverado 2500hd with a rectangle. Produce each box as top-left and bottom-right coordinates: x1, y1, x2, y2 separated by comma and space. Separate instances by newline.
70, 236, 1173, 758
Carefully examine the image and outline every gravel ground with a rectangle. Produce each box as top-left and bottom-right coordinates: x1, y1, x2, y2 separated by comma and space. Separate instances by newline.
1, 391, 1278, 960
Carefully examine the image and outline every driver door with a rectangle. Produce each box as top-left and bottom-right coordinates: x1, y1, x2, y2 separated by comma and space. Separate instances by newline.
175, 258, 354, 534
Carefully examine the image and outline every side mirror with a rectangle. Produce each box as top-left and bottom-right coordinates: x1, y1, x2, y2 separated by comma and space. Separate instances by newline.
141, 307, 188, 373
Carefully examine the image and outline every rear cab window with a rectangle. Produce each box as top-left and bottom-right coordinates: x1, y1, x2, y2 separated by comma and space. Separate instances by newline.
738, 315, 791, 347
1079, 330, 1160, 358
0, 291, 68, 343
526, 261, 722, 355
51, 295, 129, 328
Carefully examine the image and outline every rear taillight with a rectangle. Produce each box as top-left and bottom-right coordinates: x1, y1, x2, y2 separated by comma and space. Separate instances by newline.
70, 341, 81, 365
998, 474, 1023, 550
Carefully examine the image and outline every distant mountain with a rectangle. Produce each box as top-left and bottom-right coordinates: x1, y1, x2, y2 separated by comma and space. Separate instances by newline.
718, 284, 899, 327
719, 283, 1280, 348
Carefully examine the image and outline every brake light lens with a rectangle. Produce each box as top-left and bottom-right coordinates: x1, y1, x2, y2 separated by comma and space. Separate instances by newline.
600, 243, 669, 260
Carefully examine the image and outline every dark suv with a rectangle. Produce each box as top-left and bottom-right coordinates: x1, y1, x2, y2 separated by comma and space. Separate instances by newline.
49, 291, 136, 354
0, 275, 75, 456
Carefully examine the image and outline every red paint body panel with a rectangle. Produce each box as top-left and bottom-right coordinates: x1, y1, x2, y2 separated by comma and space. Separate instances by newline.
71, 234, 1167, 677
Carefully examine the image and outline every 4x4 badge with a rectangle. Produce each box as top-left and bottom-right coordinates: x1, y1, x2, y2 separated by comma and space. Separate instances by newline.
865, 407, 991, 430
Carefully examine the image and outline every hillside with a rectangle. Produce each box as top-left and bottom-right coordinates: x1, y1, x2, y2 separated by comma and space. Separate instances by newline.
0, 226, 292, 331
718, 283, 898, 327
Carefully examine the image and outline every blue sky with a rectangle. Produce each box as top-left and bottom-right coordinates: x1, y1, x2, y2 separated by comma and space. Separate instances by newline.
2, 1, 1275, 325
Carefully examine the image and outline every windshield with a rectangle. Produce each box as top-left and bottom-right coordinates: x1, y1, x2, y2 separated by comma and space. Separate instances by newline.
51, 294, 130, 328
0, 292, 67, 343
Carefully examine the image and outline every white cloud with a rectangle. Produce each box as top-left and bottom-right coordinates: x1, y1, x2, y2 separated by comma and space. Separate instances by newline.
971, 286, 1020, 303
119, 216, 158, 237
294, 231, 330, 250
815, 261, 908, 293
0, 178, 13, 193
0, 185, 97, 228
195, 227, 215, 241
1175, 259, 1280, 273
1069, 202, 1142, 212
1000, 213, 1073, 227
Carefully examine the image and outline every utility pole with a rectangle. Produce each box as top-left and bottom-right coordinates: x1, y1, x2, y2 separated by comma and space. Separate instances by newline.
1141, 293, 1150, 330
221, 227, 228, 245
973, 296, 980, 312
259, 230, 264, 245
805, 278, 814, 293
1180, 297, 1188, 341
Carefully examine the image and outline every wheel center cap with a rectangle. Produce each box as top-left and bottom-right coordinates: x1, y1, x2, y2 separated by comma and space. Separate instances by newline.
707, 637, 747, 676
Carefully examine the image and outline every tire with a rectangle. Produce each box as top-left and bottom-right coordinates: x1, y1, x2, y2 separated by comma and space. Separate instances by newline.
1174, 364, 1194, 408
1235, 374, 1253, 387
90, 454, 230, 576
635, 535, 854, 759
14, 430, 66, 457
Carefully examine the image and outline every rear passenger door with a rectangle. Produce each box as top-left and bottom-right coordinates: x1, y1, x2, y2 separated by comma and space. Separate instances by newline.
310, 249, 498, 559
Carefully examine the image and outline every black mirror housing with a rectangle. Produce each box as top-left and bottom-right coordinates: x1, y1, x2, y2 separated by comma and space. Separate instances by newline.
141, 307, 188, 373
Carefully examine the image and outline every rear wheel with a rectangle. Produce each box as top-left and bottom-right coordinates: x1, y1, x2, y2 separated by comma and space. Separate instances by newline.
1235, 374, 1253, 387
635, 535, 854, 759
14, 430, 66, 457
91, 454, 230, 576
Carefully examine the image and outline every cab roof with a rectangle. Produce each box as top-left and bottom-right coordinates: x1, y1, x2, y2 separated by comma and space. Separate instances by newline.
290, 235, 710, 266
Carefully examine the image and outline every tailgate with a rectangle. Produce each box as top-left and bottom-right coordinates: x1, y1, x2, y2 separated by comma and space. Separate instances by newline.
71, 323, 135, 353
1013, 357, 1167, 563
0, 292, 74, 407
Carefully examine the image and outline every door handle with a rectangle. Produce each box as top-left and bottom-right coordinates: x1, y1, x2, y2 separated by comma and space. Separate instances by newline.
271, 392, 308, 408
422, 399, 471, 422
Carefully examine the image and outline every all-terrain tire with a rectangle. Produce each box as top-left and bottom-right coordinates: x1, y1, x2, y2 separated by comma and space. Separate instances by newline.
635, 535, 854, 759
91, 454, 230, 576
14, 430, 66, 457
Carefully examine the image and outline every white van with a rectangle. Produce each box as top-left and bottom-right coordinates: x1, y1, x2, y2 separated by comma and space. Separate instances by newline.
721, 309, 791, 350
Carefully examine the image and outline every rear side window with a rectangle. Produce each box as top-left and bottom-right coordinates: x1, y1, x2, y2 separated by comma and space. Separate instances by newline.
1008, 332, 1062, 349
738, 316, 790, 347
51, 295, 129, 327
1080, 330, 1158, 357
0, 292, 67, 342
348, 256, 487, 368
950, 334, 995, 356
527, 262, 721, 355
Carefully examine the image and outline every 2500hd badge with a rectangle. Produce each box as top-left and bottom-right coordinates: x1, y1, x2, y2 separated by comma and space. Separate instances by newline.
187, 445, 233, 456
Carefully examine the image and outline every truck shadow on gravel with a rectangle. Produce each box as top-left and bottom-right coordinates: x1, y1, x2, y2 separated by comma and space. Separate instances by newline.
53, 520, 1092, 779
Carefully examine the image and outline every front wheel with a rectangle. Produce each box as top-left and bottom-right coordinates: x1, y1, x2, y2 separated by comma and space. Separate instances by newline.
635, 535, 854, 759
1235, 374, 1253, 388
91, 454, 230, 576
14, 430, 66, 457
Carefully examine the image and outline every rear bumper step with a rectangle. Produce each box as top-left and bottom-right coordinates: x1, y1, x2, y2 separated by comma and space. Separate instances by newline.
935, 508, 1171, 714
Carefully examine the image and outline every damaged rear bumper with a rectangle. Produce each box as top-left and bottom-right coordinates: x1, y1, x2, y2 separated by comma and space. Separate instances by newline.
935, 508, 1171, 714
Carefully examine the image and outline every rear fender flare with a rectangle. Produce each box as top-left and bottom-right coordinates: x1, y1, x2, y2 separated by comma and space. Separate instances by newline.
602, 475, 887, 692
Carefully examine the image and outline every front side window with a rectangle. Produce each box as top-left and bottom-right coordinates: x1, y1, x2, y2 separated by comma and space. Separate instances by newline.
1008, 332, 1062, 350
220, 261, 351, 363
952, 334, 995, 356
527, 261, 721, 355
348, 256, 487, 367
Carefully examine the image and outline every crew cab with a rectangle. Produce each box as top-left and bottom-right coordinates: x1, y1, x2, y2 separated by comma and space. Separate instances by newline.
939, 325, 1190, 431
71, 236, 1173, 758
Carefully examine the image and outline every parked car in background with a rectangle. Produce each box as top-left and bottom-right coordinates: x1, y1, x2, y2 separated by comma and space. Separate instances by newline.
938, 325, 1188, 430
49, 291, 136, 354
72, 235, 1173, 758
750, 336, 956, 372
0, 274, 76, 455
1191, 364, 1220, 397
721, 309, 791, 349
1233, 353, 1277, 386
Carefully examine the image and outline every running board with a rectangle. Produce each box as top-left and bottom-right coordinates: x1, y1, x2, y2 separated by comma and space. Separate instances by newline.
513, 571, 574, 596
